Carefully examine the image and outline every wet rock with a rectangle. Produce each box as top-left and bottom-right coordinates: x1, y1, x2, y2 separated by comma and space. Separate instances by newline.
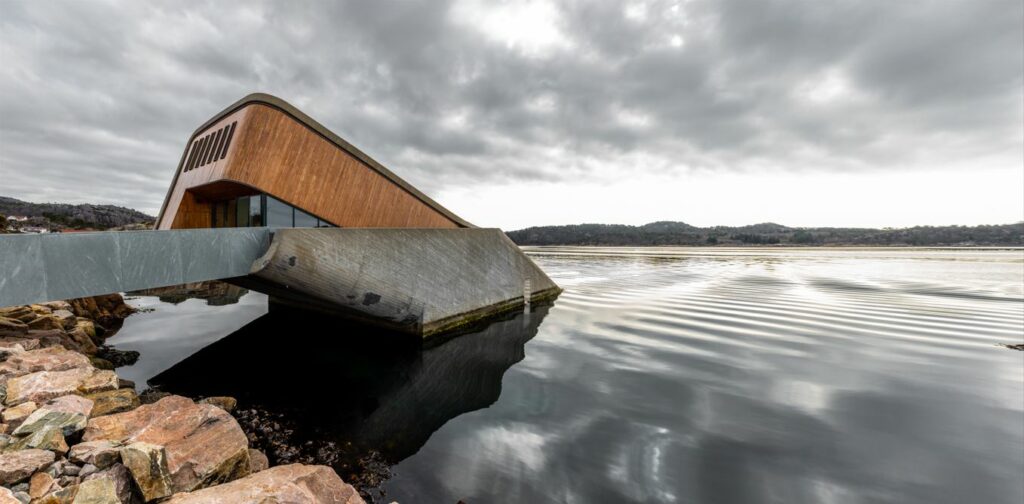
67, 295, 134, 331
67, 477, 118, 504
12, 395, 93, 437
30, 471, 57, 499
4, 368, 118, 406
94, 347, 139, 369
0, 318, 28, 338
83, 395, 250, 494
248, 448, 269, 473
136, 389, 169, 405
88, 359, 114, 371
85, 389, 139, 418
74, 320, 99, 346
2, 401, 37, 425
164, 464, 365, 504
0, 347, 91, 383
82, 464, 133, 504
116, 379, 134, 391
119, 442, 173, 501
69, 441, 122, 469
198, 396, 237, 413
0, 448, 55, 485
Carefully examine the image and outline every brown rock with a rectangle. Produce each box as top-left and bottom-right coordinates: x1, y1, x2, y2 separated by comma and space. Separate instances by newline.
30, 471, 57, 499
82, 464, 133, 504
0, 337, 38, 352
85, 389, 139, 417
4, 368, 118, 406
0, 347, 92, 382
120, 442, 173, 501
1, 401, 37, 424
29, 305, 52, 316
27, 316, 64, 332
0, 317, 28, 337
13, 395, 94, 437
41, 302, 72, 313
36, 483, 79, 504
51, 311, 77, 332
198, 396, 237, 413
74, 320, 99, 346
83, 395, 250, 494
67, 295, 134, 329
164, 464, 365, 504
69, 441, 123, 469
68, 477, 118, 504
62, 328, 98, 356
248, 448, 269, 473
0, 448, 56, 485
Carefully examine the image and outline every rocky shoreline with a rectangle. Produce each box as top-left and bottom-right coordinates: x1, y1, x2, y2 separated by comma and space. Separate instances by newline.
0, 295, 365, 504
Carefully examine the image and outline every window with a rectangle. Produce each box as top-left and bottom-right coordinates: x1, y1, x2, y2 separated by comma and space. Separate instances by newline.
235, 196, 250, 227
294, 208, 317, 228
248, 195, 263, 227
266, 196, 293, 228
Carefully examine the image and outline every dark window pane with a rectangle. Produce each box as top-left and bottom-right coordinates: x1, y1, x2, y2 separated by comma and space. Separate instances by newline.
295, 208, 317, 228
249, 195, 263, 227
225, 199, 237, 227
266, 196, 293, 227
236, 196, 250, 227
219, 122, 237, 160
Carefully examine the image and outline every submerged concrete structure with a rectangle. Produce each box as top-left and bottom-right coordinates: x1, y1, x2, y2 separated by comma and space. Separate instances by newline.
2, 93, 559, 338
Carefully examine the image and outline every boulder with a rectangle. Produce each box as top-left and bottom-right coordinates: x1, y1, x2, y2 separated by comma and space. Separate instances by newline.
85, 389, 139, 418
41, 302, 72, 313
0, 318, 28, 338
164, 464, 365, 504
29, 471, 57, 500
0, 487, 20, 504
1, 401, 37, 425
248, 448, 269, 473
0, 338, 37, 353
67, 296, 134, 329
198, 396, 237, 413
29, 305, 52, 316
0, 448, 55, 485
50, 311, 77, 331
6, 423, 69, 453
0, 307, 36, 324
0, 347, 92, 382
62, 329, 98, 356
69, 441, 122, 469
13, 395, 93, 437
27, 316, 64, 332
74, 320, 99, 346
83, 396, 250, 494
82, 464, 132, 503
68, 477, 119, 504
4, 368, 118, 406
119, 442, 173, 501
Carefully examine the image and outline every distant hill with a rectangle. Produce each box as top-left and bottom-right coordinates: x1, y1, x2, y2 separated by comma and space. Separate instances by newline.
507, 221, 1024, 247
0, 195, 154, 231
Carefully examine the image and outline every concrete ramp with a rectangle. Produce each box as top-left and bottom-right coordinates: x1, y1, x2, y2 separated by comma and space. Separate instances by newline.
235, 228, 560, 337
0, 228, 270, 307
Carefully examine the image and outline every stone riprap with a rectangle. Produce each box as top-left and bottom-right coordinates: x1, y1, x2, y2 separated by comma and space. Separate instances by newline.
0, 294, 365, 503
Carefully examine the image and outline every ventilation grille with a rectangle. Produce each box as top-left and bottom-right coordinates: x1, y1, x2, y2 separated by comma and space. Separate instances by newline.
183, 121, 237, 172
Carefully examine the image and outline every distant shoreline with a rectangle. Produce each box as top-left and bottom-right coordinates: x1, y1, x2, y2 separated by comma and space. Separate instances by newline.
507, 221, 1024, 248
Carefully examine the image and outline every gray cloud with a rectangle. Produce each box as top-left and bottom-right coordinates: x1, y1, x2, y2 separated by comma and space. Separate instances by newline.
1, 0, 1020, 214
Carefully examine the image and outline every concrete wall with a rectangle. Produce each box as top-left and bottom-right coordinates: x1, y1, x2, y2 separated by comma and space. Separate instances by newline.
244, 228, 560, 337
0, 228, 270, 307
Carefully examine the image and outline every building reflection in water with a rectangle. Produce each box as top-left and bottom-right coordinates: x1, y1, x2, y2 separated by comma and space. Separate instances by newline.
149, 302, 552, 485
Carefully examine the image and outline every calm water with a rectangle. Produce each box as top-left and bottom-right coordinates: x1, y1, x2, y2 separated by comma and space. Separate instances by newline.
112, 248, 1023, 504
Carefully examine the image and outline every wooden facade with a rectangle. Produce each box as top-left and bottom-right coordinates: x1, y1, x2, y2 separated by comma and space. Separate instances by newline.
156, 94, 471, 230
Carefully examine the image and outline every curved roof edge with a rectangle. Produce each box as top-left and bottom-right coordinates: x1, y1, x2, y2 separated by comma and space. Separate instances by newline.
156, 92, 473, 228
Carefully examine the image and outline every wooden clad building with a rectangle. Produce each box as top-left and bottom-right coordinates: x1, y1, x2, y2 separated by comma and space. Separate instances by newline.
156, 93, 471, 231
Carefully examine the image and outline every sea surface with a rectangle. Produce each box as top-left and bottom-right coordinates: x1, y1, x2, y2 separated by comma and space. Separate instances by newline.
112, 247, 1024, 504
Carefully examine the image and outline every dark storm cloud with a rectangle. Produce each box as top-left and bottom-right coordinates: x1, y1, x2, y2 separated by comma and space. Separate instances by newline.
1, 0, 1020, 213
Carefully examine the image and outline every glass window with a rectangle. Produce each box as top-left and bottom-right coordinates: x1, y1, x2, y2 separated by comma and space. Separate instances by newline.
249, 195, 263, 227
294, 208, 317, 228
266, 196, 293, 227
225, 198, 238, 227
235, 196, 249, 227
316, 219, 334, 228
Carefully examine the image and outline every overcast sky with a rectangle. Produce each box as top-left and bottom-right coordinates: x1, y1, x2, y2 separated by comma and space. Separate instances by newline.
1, 0, 1021, 229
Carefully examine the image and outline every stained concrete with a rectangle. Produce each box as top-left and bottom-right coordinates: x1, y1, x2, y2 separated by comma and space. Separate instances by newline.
239, 228, 560, 337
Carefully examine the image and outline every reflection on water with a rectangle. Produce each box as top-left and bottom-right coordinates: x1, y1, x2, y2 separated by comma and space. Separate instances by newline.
149, 304, 551, 467
116, 248, 1023, 504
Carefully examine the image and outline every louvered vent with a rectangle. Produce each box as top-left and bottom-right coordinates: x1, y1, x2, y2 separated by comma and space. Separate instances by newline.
183, 121, 237, 172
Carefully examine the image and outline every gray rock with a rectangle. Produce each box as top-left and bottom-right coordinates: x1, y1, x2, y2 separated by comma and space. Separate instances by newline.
83, 464, 134, 504
13, 491, 30, 504
69, 440, 122, 469
79, 463, 99, 478
11, 482, 28, 492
